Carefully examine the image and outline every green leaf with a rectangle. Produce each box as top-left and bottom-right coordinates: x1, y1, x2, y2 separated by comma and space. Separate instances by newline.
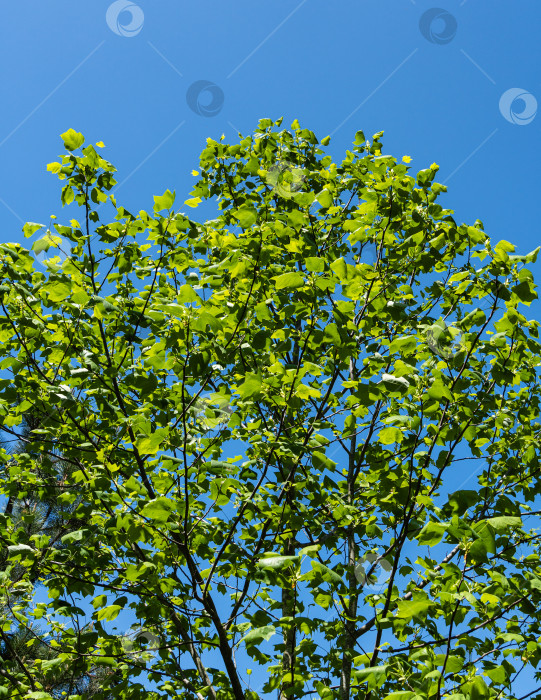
300, 560, 344, 586
238, 372, 263, 399
92, 595, 107, 610
305, 256, 325, 272
61, 185, 75, 205
136, 430, 167, 455
472, 520, 496, 557
233, 206, 257, 228
274, 272, 304, 290
484, 665, 508, 684
484, 516, 522, 532
153, 189, 176, 211
494, 239, 515, 257
396, 599, 433, 621
61, 530, 85, 545
256, 555, 300, 570
426, 380, 453, 401
316, 189, 333, 208
323, 322, 341, 345
96, 604, 122, 622
300, 544, 321, 558
242, 625, 276, 645
354, 665, 388, 682
45, 282, 71, 302
389, 336, 417, 355
312, 451, 337, 470
511, 280, 537, 302
288, 208, 305, 229
447, 490, 478, 516
32, 234, 62, 255
125, 562, 156, 582
140, 497, 176, 524
192, 311, 221, 332
417, 521, 448, 546
93, 656, 117, 667
330, 257, 348, 280
7, 544, 35, 557
509, 246, 540, 263
378, 427, 403, 445
381, 374, 410, 393
434, 654, 464, 673
470, 676, 490, 700
23, 222, 44, 238
178, 284, 200, 303
60, 128, 85, 151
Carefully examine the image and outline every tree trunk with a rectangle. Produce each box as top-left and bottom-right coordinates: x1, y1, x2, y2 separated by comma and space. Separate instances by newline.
280, 534, 296, 700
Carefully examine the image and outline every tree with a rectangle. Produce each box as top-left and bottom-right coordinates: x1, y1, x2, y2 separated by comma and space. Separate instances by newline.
0, 118, 540, 699
0, 413, 122, 697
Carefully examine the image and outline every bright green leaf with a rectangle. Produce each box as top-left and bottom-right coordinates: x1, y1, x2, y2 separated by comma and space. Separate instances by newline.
274, 272, 304, 290
60, 128, 85, 151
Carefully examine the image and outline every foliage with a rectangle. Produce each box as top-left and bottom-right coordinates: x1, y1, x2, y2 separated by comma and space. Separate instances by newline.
0, 414, 121, 697
0, 119, 540, 699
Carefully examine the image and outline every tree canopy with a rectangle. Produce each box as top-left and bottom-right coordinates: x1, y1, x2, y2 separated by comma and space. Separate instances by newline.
1, 118, 541, 700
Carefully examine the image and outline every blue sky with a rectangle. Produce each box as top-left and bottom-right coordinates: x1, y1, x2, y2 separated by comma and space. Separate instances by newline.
1, 1, 540, 696
1, 0, 540, 272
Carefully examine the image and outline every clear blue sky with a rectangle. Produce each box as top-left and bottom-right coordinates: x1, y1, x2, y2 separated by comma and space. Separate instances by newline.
1, 1, 540, 270
1, 1, 540, 696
